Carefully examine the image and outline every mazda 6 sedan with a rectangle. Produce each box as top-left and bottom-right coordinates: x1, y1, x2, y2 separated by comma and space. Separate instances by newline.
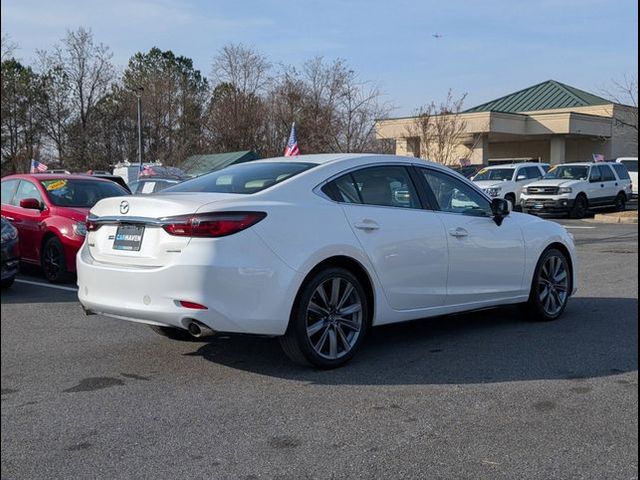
77, 154, 578, 368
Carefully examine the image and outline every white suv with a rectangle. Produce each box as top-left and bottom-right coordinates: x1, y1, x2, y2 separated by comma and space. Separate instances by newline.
471, 163, 548, 207
520, 162, 633, 218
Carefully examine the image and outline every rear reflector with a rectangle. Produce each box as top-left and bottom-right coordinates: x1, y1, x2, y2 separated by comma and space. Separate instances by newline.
162, 212, 266, 238
179, 300, 208, 310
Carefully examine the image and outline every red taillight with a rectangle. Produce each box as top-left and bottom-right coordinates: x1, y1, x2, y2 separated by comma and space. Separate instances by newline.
179, 300, 208, 310
162, 212, 266, 238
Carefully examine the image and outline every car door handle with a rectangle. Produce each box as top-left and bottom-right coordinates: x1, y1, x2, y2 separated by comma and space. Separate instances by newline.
354, 221, 380, 231
449, 227, 469, 238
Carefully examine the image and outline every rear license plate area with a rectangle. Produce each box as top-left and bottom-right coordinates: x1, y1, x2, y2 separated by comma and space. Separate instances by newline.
113, 224, 145, 251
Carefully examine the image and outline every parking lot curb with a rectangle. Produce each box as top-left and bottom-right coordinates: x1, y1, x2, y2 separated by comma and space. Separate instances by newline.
590, 213, 638, 224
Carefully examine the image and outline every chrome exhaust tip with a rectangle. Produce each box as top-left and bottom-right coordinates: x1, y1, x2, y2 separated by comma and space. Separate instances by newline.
186, 320, 216, 338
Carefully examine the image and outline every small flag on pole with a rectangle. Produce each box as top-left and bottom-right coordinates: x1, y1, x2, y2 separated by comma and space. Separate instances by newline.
284, 123, 300, 157
592, 153, 605, 162
30, 159, 48, 173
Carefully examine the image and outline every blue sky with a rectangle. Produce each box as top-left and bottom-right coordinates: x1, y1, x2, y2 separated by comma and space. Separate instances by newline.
1, 0, 638, 115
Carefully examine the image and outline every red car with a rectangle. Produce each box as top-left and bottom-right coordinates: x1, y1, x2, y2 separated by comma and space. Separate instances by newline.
1, 174, 129, 282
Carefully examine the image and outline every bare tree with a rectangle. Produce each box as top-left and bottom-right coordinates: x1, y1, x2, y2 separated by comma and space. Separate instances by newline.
1, 34, 17, 60
603, 74, 638, 142
39, 27, 115, 168
206, 44, 271, 153
331, 77, 391, 152
406, 90, 468, 166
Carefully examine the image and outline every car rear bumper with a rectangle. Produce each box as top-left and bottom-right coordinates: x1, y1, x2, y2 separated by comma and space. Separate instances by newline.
76, 233, 303, 336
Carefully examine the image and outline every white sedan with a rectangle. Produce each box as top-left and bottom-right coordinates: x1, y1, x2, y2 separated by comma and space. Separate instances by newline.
77, 154, 578, 368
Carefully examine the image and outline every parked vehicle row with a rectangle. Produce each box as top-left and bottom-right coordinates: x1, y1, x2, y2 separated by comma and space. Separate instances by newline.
76, 154, 578, 368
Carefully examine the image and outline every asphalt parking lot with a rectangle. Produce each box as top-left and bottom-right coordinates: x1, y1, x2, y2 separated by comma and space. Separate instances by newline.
1, 218, 638, 479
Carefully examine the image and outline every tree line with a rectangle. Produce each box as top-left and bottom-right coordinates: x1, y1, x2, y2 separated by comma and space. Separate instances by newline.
1, 28, 393, 174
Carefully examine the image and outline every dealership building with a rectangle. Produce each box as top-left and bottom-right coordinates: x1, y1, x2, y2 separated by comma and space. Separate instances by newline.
376, 80, 638, 165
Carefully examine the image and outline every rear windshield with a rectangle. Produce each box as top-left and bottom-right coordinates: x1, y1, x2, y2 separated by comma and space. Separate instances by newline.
544, 166, 589, 181
163, 162, 317, 194
473, 168, 515, 181
619, 160, 638, 173
40, 179, 128, 207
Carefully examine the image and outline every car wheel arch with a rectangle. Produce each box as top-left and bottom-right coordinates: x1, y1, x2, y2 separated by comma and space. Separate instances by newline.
292, 255, 376, 329
531, 242, 574, 295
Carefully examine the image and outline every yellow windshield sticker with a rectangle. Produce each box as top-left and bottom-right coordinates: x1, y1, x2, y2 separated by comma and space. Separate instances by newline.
478, 168, 489, 175
548, 166, 558, 173
44, 180, 67, 191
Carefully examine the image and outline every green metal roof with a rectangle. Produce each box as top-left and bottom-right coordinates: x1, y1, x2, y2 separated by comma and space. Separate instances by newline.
465, 80, 611, 113
181, 150, 259, 176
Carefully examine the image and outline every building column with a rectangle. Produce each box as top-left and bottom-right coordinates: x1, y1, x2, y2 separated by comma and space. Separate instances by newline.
549, 136, 566, 165
470, 135, 489, 165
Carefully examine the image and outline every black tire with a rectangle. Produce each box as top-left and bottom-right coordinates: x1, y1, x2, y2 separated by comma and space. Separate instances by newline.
41, 237, 70, 283
614, 192, 627, 212
148, 325, 197, 341
1, 276, 15, 288
279, 266, 369, 369
569, 194, 588, 219
522, 248, 571, 322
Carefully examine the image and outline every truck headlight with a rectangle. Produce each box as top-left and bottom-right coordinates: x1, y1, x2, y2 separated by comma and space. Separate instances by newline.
484, 187, 502, 197
558, 187, 573, 194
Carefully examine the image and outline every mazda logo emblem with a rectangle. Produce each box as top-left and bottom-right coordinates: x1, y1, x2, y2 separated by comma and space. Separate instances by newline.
119, 200, 130, 214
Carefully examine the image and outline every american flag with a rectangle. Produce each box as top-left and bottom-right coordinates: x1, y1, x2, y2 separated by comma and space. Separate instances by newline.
284, 123, 300, 157
138, 163, 152, 177
30, 159, 48, 173
592, 153, 605, 162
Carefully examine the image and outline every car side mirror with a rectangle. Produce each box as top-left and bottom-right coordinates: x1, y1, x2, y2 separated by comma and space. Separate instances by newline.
19, 198, 42, 210
491, 198, 511, 226
516, 174, 527, 181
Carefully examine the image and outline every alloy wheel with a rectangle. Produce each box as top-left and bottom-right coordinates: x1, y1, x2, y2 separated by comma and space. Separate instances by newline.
538, 255, 569, 316
43, 244, 62, 279
305, 277, 363, 360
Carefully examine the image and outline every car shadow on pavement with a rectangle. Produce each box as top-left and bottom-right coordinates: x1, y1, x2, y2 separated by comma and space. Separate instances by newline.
186, 296, 638, 385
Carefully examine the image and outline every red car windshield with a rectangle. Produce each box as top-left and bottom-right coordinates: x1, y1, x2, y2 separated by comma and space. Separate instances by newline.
40, 179, 127, 208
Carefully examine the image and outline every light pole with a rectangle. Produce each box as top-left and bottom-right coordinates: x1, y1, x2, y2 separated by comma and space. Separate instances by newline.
134, 87, 144, 166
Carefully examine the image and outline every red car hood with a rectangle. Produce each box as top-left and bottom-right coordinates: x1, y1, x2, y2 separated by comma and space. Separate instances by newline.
51, 206, 90, 222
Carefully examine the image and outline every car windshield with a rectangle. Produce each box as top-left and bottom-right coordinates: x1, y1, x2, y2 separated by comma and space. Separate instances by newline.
473, 168, 514, 181
163, 162, 317, 194
543, 166, 590, 180
40, 179, 128, 207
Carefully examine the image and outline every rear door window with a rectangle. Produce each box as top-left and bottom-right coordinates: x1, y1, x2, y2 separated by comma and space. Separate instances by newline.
351, 166, 421, 209
600, 165, 616, 182
1, 180, 19, 205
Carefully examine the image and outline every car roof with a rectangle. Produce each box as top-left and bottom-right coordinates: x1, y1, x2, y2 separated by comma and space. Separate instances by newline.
2, 173, 114, 182
483, 163, 545, 169
556, 162, 616, 166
